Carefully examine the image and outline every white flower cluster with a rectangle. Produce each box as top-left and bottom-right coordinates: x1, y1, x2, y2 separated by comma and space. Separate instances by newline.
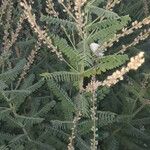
127, 52, 145, 70
102, 52, 145, 87
90, 43, 105, 57
86, 52, 145, 91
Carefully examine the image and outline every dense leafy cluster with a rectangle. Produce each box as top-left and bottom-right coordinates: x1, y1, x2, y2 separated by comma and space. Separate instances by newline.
0, 0, 150, 150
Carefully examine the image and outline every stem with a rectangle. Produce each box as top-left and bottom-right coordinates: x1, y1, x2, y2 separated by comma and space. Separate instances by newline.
23, 127, 32, 141
79, 38, 86, 91
61, 25, 76, 50
59, 2, 77, 22
90, 78, 98, 150
67, 111, 81, 150
62, 58, 78, 72
2, 92, 32, 141
85, 16, 103, 29
133, 103, 146, 117
131, 77, 149, 114
71, 29, 76, 46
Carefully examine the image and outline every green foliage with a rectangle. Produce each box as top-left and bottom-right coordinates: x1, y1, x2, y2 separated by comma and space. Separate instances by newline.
87, 15, 131, 43
74, 94, 90, 117
40, 14, 77, 30
41, 71, 80, 82
86, 15, 131, 32
0, 59, 26, 84
87, 5, 119, 19
98, 111, 117, 127
83, 54, 129, 77
0, 0, 149, 150
118, 0, 150, 20
50, 35, 81, 68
